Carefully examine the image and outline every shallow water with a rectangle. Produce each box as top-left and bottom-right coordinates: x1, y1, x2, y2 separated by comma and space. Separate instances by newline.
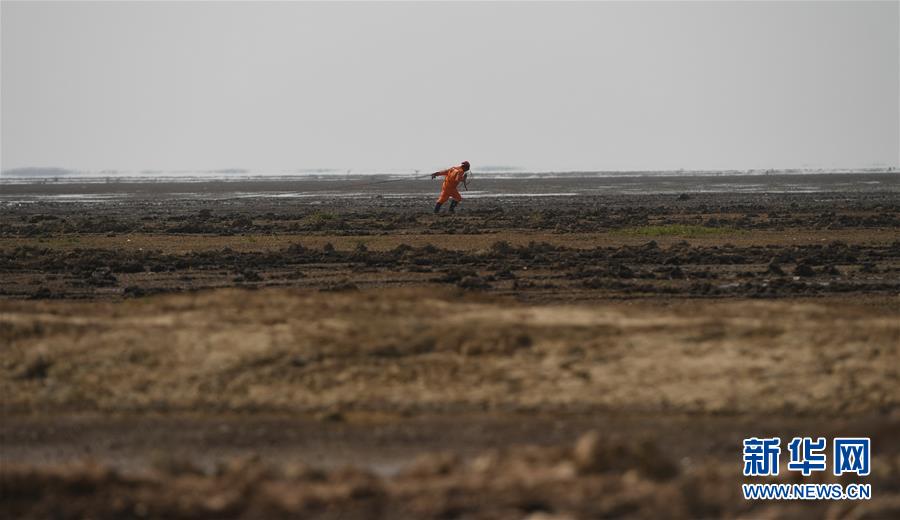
0, 172, 896, 204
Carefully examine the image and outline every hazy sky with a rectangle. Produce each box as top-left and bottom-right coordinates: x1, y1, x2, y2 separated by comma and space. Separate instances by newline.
2, 1, 898, 173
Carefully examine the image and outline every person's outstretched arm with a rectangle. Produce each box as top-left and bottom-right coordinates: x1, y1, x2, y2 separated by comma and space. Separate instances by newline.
431, 168, 450, 179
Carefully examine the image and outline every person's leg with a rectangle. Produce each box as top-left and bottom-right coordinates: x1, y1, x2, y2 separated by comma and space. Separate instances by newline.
435, 191, 450, 213
448, 190, 462, 212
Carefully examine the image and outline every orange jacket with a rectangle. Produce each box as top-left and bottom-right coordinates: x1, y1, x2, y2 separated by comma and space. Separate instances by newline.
434, 166, 467, 191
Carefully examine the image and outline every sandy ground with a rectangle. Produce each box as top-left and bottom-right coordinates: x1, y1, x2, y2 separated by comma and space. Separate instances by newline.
1, 176, 899, 518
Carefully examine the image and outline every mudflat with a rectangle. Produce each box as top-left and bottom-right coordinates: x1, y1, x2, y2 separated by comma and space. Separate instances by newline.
1, 174, 899, 518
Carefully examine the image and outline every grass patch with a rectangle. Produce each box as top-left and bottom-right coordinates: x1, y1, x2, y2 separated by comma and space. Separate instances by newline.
616, 224, 740, 238
306, 211, 336, 222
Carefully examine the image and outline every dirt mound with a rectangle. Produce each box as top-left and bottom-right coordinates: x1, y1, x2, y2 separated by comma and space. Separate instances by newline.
3, 432, 898, 519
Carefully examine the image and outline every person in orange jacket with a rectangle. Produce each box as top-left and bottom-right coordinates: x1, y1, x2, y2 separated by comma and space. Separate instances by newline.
431, 161, 470, 213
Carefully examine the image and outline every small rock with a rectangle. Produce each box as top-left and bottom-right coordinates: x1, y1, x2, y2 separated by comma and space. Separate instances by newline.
315, 410, 344, 422
615, 265, 634, 278
123, 285, 146, 298
767, 262, 785, 276
18, 355, 52, 380
457, 276, 490, 290
573, 431, 603, 473
89, 268, 118, 286
793, 263, 816, 277
822, 265, 841, 276
668, 266, 686, 279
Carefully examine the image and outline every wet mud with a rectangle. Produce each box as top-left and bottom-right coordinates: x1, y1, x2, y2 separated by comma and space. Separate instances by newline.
2, 188, 899, 302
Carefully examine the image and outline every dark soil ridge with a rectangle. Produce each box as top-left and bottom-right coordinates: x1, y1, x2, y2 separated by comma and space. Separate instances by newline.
2, 239, 898, 300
